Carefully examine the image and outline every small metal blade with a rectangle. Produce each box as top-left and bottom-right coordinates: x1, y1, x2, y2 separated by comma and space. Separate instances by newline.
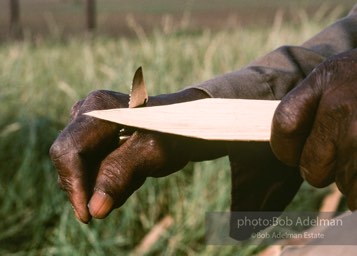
128, 67, 148, 108
120, 67, 149, 144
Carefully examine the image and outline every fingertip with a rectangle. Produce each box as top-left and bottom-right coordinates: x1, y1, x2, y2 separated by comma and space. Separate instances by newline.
88, 190, 114, 219
270, 73, 321, 167
72, 205, 92, 224
270, 103, 311, 167
67, 188, 92, 224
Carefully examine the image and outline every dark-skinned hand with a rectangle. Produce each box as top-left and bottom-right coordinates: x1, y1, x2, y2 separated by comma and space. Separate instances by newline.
271, 48, 357, 210
49, 88, 228, 223
50, 84, 303, 226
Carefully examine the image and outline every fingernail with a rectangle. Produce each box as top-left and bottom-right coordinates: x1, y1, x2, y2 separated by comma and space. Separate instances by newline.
88, 190, 114, 219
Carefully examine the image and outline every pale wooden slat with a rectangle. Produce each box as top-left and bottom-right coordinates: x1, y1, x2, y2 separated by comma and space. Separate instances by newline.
85, 98, 280, 141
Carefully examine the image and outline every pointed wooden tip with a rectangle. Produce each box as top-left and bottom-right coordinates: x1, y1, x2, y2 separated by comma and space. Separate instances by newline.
86, 99, 280, 141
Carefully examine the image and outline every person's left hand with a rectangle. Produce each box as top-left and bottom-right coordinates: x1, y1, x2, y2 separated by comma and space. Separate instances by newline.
49, 88, 228, 223
270, 49, 357, 209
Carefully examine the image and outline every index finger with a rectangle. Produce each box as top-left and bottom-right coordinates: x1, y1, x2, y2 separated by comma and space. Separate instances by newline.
270, 67, 323, 166
50, 115, 121, 223
51, 140, 91, 223
50, 90, 128, 223
50, 91, 127, 222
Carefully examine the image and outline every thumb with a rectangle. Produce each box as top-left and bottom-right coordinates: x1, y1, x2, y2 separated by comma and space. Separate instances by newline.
270, 67, 325, 166
88, 138, 146, 219
88, 131, 170, 219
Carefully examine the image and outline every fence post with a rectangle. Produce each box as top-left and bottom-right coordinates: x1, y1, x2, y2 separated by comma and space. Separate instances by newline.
9, 0, 22, 38
86, 0, 96, 31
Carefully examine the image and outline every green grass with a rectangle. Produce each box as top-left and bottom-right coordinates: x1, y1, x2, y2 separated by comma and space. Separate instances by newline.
0, 7, 346, 255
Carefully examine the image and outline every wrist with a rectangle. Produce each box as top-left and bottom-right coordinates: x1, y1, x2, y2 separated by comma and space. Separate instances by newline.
147, 88, 210, 107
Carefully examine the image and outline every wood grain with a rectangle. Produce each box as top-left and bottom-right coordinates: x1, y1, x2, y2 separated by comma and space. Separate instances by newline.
85, 98, 280, 141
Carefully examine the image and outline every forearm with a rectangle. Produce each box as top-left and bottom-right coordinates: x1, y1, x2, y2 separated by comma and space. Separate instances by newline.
191, 4, 357, 100
142, 6, 357, 163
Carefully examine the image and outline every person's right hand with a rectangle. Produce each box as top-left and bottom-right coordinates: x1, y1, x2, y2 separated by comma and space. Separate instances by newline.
270, 49, 357, 209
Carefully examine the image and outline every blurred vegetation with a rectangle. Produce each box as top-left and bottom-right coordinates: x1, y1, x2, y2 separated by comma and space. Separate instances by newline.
0, 0, 356, 40
0, 3, 350, 256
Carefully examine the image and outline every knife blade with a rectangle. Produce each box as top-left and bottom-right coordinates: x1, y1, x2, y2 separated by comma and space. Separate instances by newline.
129, 66, 148, 108
119, 66, 149, 144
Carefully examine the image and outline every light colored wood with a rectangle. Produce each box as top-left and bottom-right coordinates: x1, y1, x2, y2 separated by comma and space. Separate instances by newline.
85, 98, 280, 141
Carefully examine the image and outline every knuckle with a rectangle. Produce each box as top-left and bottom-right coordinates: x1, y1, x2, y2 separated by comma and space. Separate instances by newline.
136, 132, 167, 162
99, 159, 129, 193
70, 99, 85, 120
139, 132, 161, 150
83, 90, 108, 110
272, 102, 301, 136
49, 131, 79, 161
49, 139, 66, 161
85, 90, 124, 110
86, 90, 107, 101
137, 132, 163, 150
101, 162, 122, 182
49, 135, 84, 185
